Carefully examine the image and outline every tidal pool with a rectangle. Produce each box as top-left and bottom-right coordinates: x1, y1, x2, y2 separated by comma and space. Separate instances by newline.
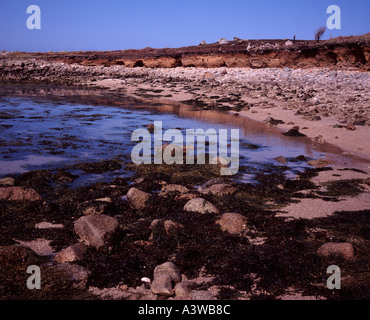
0, 89, 361, 185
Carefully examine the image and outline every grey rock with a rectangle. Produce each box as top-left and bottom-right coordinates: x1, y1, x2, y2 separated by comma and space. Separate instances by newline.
74, 215, 119, 249
154, 262, 182, 283
127, 188, 151, 210
184, 198, 219, 214
151, 274, 174, 296
54, 243, 87, 263
217, 213, 249, 235
151, 262, 182, 296
317, 242, 355, 261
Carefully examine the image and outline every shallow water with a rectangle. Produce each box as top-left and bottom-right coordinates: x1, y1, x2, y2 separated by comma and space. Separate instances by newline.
0, 90, 362, 185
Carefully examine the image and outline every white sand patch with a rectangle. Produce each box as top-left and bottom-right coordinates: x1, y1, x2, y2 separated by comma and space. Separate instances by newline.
277, 192, 370, 219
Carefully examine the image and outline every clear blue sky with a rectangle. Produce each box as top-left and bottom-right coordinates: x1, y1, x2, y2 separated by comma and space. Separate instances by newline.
0, 0, 369, 52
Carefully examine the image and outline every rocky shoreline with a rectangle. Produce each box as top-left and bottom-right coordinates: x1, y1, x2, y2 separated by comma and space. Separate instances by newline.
0, 38, 369, 300
1, 155, 369, 300
1, 53, 369, 160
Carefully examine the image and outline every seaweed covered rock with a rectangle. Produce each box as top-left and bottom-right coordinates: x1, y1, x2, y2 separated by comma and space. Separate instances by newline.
74, 215, 119, 249
149, 219, 184, 238
282, 128, 306, 137
76, 160, 122, 174
0, 245, 39, 265
79, 200, 110, 216
0, 245, 42, 298
41, 262, 90, 291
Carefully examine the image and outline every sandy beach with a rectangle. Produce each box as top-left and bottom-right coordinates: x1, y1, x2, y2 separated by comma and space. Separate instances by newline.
81, 67, 369, 163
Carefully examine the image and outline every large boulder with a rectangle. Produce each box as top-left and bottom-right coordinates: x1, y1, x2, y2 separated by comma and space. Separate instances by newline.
184, 198, 219, 214
74, 215, 119, 249
317, 242, 355, 261
154, 262, 182, 283
151, 262, 182, 296
127, 188, 151, 210
0, 187, 41, 201
217, 213, 249, 235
